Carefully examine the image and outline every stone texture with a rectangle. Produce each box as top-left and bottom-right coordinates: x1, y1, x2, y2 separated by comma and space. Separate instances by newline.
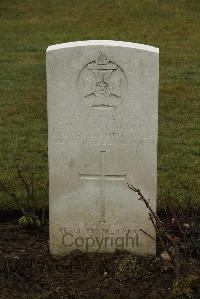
46, 40, 159, 255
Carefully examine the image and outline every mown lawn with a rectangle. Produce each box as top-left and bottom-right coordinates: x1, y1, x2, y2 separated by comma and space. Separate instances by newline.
0, 0, 200, 211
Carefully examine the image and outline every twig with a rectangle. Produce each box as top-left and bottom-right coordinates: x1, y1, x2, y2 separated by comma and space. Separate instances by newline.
16, 163, 30, 199
139, 229, 156, 241
171, 207, 185, 235
127, 183, 162, 225
127, 183, 176, 257
31, 176, 36, 217
0, 180, 28, 217
149, 212, 165, 250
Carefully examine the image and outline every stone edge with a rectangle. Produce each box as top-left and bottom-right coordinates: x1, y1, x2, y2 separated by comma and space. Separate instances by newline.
46, 40, 159, 54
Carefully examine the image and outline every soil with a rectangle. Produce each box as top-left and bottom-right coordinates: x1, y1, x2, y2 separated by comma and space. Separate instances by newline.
0, 222, 200, 299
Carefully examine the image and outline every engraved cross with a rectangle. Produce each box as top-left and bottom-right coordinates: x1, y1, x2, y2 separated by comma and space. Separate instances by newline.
79, 151, 127, 222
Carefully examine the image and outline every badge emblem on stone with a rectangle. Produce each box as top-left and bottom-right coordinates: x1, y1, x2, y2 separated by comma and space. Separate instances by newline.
77, 52, 127, 108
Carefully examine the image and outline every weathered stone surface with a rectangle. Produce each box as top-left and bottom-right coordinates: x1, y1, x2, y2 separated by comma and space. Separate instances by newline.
46, 40, 159, 255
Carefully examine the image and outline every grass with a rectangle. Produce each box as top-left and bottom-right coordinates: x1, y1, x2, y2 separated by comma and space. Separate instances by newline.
0, 0, 200, 211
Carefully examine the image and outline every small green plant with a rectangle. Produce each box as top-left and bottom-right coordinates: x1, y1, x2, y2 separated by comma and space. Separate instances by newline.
114, 256, 149, 281
172, 274, 199, 298
115, 256, 137, 281
18, 215, 41, 227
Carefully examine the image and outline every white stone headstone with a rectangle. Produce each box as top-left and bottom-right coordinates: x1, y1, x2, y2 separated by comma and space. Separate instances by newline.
47, 40, 159, 255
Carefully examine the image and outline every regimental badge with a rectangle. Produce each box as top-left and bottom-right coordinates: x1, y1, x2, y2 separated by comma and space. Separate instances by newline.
77, 53, 127, 109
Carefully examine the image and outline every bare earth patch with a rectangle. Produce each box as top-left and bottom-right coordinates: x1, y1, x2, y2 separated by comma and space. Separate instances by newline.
0, 223, 199, 299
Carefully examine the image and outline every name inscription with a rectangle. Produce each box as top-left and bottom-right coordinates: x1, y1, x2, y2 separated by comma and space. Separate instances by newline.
50, 113, 155, 146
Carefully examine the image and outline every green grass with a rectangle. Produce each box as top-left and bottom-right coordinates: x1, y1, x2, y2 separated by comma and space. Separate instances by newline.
0, 0, 200, 211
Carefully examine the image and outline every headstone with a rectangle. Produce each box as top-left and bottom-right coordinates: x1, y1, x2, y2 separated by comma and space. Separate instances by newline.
46, 40, 159, 255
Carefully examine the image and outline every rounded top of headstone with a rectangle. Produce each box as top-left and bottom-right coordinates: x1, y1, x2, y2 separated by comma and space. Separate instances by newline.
46, 40, 159, 54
